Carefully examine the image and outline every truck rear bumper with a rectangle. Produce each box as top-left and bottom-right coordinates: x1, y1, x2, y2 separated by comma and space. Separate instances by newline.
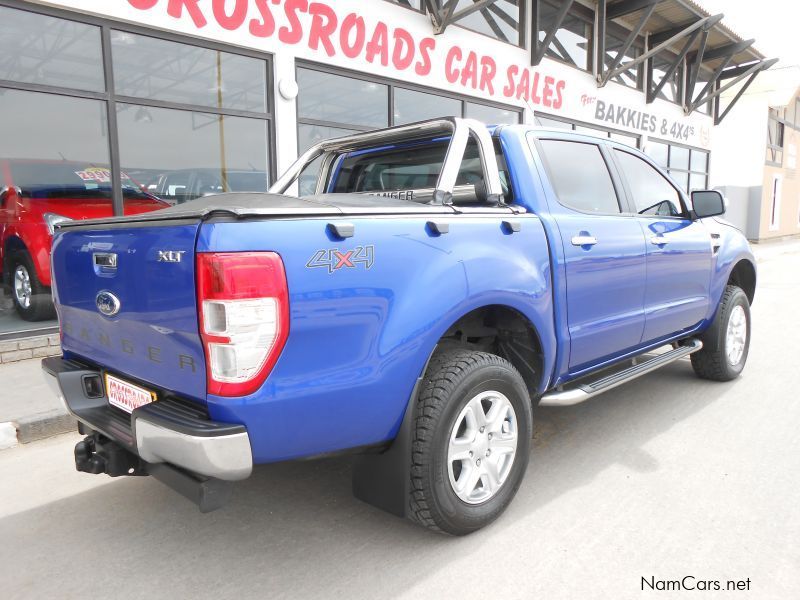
41, 356, 252, 481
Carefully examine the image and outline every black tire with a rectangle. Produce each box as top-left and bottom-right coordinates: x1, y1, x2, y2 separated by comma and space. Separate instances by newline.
691, 285, 751, 381
409, 349, 532, 535
9, 250, 56, 322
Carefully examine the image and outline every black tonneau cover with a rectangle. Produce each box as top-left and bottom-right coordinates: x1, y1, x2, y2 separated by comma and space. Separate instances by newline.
57, 192, 459, 230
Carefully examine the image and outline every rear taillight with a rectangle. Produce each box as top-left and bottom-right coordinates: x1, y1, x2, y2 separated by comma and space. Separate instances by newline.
196, 252, 289, 397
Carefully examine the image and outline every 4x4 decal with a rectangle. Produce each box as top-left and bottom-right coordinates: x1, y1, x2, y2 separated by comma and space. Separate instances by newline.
306, 245, 375, 274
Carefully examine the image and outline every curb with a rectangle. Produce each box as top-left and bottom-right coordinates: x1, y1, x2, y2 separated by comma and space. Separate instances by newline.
0, 410, 77, 449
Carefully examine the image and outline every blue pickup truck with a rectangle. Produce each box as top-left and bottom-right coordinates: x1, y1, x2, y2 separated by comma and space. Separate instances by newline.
42, 118, 754, 535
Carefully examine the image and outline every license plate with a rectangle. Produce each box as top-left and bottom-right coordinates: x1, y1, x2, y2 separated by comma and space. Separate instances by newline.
105, 374, 156, 414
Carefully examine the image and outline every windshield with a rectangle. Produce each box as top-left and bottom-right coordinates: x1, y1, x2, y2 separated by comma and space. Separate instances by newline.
9, 162, 152, 200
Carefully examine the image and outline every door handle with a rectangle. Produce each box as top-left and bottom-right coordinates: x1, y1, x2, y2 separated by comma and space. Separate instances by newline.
650, 234, 669, 246
571, 234, 597, 247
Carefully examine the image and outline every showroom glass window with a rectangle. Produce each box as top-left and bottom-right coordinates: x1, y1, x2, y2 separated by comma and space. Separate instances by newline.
111, 32, 272, 210
296, 65, 521, 195
0, 6, 110, 335
645, 140, 709, 193
0, 3, 275, 337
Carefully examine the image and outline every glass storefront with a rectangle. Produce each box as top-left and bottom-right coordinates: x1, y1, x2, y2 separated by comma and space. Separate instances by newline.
644, 140, 710, 193
296, 64, 522, 195
0, 3, 274, 336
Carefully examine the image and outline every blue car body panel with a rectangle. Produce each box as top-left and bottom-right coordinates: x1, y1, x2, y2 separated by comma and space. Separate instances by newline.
50, 125, 756, 465
197, 215, 555, 462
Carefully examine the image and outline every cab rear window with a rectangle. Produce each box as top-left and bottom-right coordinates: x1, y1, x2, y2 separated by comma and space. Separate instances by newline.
328, 139, 512, 204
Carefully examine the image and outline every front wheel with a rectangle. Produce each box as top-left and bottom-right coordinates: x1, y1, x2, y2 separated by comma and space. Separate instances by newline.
409, 349, 532, 535
691, 285, 751, 381
10, 250, 56, 321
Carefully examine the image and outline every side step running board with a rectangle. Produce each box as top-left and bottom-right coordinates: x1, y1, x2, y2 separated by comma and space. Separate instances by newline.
540, 339, 703, 407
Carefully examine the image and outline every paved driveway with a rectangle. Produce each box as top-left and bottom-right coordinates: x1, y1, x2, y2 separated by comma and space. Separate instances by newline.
1, 241, 798, 600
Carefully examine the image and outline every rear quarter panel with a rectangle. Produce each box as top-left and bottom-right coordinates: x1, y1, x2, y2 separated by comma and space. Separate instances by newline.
198, 214, 555, 462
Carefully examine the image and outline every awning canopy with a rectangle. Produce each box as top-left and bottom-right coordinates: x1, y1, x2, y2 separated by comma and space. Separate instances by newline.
425, 0, 776, 124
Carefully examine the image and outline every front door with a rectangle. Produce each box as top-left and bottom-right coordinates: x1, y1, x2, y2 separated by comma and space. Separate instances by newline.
536, 138, 647, 371
612, 149, 712, 341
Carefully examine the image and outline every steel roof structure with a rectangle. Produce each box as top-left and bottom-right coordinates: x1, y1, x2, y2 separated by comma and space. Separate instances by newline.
423, 0, 775, 124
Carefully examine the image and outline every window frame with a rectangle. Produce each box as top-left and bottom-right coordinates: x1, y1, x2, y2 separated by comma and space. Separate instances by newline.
0, 0, 276, 215
534, 112, 641, 148
610, 146, 691, 220
295, 60, 522, 153
644, 138, 710, 194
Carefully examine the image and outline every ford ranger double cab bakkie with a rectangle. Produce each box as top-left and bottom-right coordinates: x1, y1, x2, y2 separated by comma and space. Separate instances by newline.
42, 118, 755, 535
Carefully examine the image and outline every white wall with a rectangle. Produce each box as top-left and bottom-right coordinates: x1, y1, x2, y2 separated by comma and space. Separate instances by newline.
710, 93, 769, 187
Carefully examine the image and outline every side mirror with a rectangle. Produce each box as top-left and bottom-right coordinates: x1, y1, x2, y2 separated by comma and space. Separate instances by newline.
691, 190, 725, 219
0, 185, 21, 206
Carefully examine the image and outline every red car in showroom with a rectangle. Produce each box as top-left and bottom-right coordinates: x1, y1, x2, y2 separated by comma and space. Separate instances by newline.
0, 160, 167, 321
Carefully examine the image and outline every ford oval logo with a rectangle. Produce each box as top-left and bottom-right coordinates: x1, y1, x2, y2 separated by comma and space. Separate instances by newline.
96, 291, 121, 317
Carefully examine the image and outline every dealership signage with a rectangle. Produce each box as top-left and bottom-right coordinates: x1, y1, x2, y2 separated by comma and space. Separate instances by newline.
45, 0, 711, 147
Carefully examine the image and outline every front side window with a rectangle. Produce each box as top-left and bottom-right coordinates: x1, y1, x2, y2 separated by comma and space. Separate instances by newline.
614, 150, 683, 217
537, 139, 620, 214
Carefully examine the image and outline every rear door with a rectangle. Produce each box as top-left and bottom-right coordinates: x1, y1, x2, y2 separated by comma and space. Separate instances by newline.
611, 148, 712, 341
535, 137, 647, 371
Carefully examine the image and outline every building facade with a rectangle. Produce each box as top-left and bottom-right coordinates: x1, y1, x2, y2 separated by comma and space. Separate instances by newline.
711, 67, 800, 241
0, 0, 772, 346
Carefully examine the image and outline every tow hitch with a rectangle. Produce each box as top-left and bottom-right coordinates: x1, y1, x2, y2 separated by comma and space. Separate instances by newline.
73, 430, 234, 513
74, 434, 147, 477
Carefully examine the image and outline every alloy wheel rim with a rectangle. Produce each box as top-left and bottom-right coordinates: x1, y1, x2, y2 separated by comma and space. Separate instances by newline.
13, 265, 32, 309
447, 390, 518, 505
726, 304, 747, 366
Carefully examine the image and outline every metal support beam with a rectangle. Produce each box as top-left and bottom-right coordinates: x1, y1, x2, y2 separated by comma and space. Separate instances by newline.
607, 0, 661, 20
600, 11, 715, 88
686, 27, 711, 97
715, 70, 760, 124
595, 0, 607, 81
647, 27, 701, 103
426, 0, 501, 34
650, 13, 722, 46
718, 61, 762, 80
696, 39, 755, 63
689, 52, 737, 111
532, 0, 576, 66
599, 1, 658, 86
690, 58, 778, 113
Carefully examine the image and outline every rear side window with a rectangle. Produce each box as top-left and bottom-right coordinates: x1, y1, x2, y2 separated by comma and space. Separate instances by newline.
538, 139, 620, 214
614, 149, 684, 217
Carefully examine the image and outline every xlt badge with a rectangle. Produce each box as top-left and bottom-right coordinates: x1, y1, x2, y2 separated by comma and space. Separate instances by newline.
157, 250, 186, 263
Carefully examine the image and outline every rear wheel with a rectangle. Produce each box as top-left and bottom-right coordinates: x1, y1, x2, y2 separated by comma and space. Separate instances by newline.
691, 285, 751, 381
10, 250, 56, 321
409, 349, 532, 535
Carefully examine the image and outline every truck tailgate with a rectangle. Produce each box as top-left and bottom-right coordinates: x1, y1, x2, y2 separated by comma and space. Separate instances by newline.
51, 222, 207, 402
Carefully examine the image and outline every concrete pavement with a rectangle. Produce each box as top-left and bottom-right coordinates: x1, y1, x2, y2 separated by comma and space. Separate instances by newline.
0, 357, 74, 447
0, 238, 799, 599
